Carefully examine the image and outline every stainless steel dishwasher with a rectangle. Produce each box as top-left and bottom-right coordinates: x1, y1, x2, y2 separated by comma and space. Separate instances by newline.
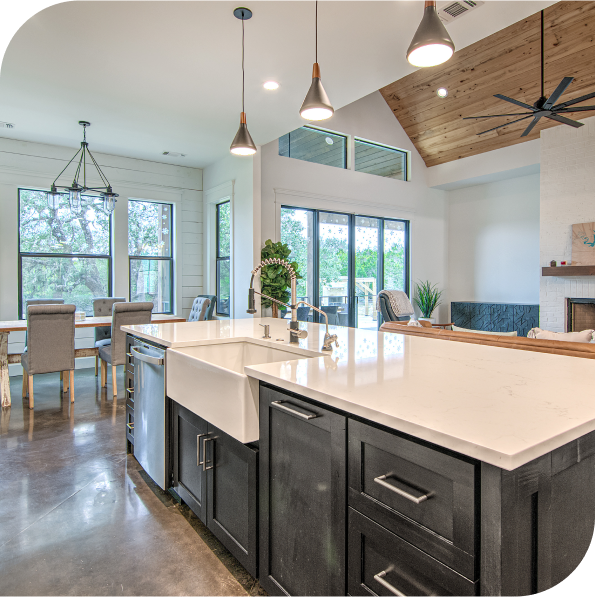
131, 339, 167, 490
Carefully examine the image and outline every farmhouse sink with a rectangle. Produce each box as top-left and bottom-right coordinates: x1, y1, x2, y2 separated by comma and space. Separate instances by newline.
166, 340, 318, 443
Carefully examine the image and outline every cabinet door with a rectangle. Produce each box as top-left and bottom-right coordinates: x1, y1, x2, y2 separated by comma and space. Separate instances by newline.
206, 425, 258, 578
172, 402, 208, 523
259, 384, 346, 597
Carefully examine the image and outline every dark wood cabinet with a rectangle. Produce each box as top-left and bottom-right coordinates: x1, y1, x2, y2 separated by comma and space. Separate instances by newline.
171, 401, 258, 577
125, 334, 135, 453
259, 384, 346, 597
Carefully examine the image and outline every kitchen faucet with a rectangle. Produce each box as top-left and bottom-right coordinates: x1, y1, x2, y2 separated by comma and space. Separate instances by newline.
247, 258, 338, 351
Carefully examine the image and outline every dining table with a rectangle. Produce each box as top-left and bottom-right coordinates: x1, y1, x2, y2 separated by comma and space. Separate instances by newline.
0, 314, 186, 407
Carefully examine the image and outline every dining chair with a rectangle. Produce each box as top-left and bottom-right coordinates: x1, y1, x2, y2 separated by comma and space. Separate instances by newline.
187, 297, 211, 322
321, 305, 339, 326
99, 302, 153, 398
192, 295, 217, 320
296, 306, 311, 322
21, 304, 76, 409
24, 299, 65, 352
93, 297, 126, 376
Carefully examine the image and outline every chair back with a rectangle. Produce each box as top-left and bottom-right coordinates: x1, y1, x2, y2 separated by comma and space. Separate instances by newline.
26, 304, 75, 375
296, 306, 311, 322
188, 297, 211, 322
109, 302, 153, 366
378, 294, 411, 323
321, 305, 339, 326
193, 294, 217, 320
24, 299, 66, 347
93, 297, 126, 343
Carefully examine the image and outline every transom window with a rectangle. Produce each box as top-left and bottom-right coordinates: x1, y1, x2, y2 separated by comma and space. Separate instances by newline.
354, 139, 408, 180
18, 188, 112, 318
279, 126, 347, 169
128, 200, 173, 314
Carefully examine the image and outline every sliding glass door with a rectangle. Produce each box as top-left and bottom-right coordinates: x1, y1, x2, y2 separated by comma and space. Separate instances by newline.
281, 206, 409, 329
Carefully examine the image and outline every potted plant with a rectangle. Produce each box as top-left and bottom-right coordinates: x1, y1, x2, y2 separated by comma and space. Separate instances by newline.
260, 239, 301, 318
413, 280, 442, 324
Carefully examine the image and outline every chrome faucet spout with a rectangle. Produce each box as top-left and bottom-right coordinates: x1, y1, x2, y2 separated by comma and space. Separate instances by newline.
295, 301, 339, 352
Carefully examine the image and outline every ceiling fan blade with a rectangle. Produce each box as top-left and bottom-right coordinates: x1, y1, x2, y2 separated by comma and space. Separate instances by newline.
543, 77, 574, 109
545, 113, 584, 128
477, 115, 533, 136
554, 91, 595, 109
556, 106, 595, 113
521, 115, 542, 137
493, 94, 534, 110
463, 113, 533, 119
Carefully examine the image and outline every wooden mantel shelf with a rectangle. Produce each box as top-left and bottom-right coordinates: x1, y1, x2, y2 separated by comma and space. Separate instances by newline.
542, 265, 595, 277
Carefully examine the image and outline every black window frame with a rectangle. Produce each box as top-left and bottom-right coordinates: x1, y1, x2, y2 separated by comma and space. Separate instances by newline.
216, 200, 231, 317
17, 187, 113, 320
354, 138, 409, 181
128, 199, 174, 315
280, 205, 410, 328
279, 125, 348, 170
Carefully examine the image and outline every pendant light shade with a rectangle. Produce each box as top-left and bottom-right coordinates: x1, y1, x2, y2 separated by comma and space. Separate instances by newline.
407, 1, 454, 68
230, 7, 257, 156
230, 112, 257, 155
47, 184, 62, 210
68, 185, 82, 211
300, 63, 334, 121
300, 1, 334, 121
102, 186, 119, 214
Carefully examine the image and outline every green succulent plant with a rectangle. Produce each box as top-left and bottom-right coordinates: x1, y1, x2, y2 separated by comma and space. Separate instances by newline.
413, 280, 442, 318
260, 239, 301, 317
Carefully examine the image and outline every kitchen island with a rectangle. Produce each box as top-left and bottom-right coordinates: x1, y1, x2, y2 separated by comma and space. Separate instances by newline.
123, 317, 595, 596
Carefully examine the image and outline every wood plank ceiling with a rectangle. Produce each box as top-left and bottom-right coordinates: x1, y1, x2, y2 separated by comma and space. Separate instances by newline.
379, 1, 595, 167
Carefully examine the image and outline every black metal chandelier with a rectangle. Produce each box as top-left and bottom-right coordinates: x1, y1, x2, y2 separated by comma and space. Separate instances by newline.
47, 121, 118, 214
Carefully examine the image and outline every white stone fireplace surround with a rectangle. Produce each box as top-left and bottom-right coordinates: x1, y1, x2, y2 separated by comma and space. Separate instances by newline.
540, 116, 595, 332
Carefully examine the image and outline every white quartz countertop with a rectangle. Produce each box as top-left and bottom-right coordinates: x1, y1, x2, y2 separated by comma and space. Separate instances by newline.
122, 317, 595, 471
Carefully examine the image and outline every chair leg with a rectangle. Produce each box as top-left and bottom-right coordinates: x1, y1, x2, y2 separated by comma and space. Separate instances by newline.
63, 371, 69, 393
60, 371, 63, 381
69, 370, 75, 403
95, 356, 98, 377
112, 366, 117, 398
22, 369, 28, 398
100, 359, 107, 388
28, 375, 34, 409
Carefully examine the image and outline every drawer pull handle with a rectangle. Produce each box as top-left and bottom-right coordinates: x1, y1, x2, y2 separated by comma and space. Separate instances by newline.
203, 436, 215, 471
126, 387, 134, 394
126, 352, 134, 358
196, 433, 207, 466
374, 474, 432, 505
126, 423, 134, 431
271, 400, 318, 420
374, 570, 406, 597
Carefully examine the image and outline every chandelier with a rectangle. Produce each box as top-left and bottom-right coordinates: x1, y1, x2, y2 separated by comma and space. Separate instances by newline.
47, 121, 118, 214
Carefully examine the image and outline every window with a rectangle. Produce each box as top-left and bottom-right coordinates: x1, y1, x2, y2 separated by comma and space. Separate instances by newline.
216, 201, 231, 316
18, 188, 112, 318
354, 139, 408, 180
128, 200, 173, 313
279, 126, 347, 169
281, 206, 409, 330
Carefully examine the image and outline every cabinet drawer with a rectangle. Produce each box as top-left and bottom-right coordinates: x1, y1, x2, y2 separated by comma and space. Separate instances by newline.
126, 404, 134, 445
348, 508, 477, 596
348, 419, 477, 579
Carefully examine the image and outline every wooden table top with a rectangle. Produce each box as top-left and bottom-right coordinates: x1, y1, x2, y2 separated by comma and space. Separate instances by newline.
0, 314, 186, 333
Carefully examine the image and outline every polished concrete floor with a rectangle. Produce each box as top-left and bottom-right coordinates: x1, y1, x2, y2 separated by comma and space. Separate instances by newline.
0, 368, 264, 596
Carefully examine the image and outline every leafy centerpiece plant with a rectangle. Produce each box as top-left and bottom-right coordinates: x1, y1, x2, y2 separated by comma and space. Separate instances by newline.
260, 239, 301, 318
413, 280, 442, 320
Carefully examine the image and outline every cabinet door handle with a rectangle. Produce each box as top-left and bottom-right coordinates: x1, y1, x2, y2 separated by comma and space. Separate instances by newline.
373, 475, 433, 505
374, 570, 406, 596
271, 400, 318, 420
196, 433, 207, 466
203, 437, 215, 471
126, 423, 134, 431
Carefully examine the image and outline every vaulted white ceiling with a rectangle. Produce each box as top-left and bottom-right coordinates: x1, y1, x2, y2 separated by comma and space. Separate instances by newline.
0, 1, 554, 169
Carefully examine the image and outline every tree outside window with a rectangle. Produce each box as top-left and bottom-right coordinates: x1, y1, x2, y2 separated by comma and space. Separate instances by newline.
216, 201, 231, 316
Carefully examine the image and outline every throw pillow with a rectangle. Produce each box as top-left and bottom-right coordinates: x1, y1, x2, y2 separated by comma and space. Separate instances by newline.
452, 325, 518, 337
530, 328, 594, 343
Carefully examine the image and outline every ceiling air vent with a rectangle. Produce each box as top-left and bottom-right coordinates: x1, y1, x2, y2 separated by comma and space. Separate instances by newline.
162, 151, 186, 157
0, 121, 15, 129
438, 1, 484, 23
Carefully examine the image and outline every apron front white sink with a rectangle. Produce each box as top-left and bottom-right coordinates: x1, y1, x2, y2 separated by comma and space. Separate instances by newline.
166, 340, 318, 443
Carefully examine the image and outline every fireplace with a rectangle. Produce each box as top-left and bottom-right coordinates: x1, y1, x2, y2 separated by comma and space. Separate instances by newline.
566, 298, 595, 332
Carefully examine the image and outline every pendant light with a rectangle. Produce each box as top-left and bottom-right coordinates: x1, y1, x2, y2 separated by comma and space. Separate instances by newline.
300, 1, 334, 121
230, 7, 257, 156
47, 121, 118, 215
407, 1, 455, 68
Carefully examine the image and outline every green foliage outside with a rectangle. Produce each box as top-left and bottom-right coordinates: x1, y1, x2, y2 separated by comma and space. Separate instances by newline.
260, 239, 300, 316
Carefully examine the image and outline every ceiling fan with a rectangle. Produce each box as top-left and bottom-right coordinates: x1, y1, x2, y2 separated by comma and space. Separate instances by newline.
464, 10, 595, 137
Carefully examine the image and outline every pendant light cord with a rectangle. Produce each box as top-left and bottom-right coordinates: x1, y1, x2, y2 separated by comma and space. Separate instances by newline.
242, 17, 245, 113
315, 0, 318, 63
541, 10, 544, 99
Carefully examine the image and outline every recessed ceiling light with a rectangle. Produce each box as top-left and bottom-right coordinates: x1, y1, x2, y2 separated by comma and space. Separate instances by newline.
263, 81, 279, 90
325, 137, 334, 145
437, 87, 448, 98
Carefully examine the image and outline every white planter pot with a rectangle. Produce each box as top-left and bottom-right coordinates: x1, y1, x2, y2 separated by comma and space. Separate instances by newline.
418, 317, 436, 324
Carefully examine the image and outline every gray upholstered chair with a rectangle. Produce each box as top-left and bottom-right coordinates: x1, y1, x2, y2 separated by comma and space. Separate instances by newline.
24, 299, 65, 351
192, 295, 217, 320
321, 305, 339, 326
93, 297, 126, 376
21, 304, 76, 409
378, 294, 412, 323
99, 302, 153, 397
296, 306, 311, 322
187, 297, 211, 322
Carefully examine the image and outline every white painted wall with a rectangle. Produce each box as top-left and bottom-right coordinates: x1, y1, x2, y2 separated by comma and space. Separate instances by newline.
260, 90, 449, 322
447, 174, 540, 306
0, 137, 202, 374
539, 116, 595, 331
203, 152, 261, 320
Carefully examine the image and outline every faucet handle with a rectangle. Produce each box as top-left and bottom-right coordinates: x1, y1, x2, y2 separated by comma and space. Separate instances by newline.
259, 324, 271, 339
